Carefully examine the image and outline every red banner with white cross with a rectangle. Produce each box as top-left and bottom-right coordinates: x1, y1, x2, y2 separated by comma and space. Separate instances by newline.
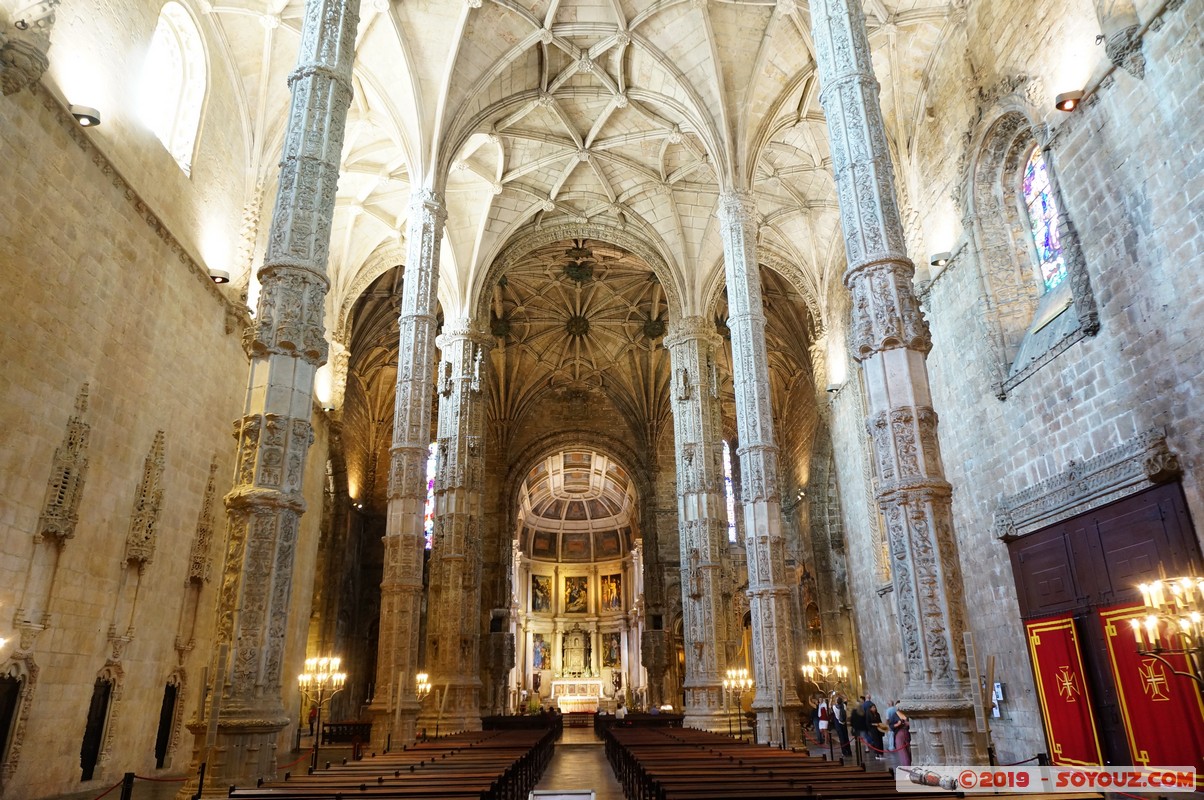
1025, 613, 1103, 766
1099, 603, 1204, 787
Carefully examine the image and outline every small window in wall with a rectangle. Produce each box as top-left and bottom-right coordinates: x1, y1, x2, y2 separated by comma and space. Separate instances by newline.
722, 440, 736, 543
1020, 147, 1067, 292
0, 674, 21, 767
139, 2, 206, 175
424, 441, 437, 550
80, 678, 113, 781
153, 681, 178, 768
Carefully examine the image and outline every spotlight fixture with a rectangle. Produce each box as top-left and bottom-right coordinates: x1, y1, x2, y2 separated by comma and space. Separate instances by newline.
69, 105, 101, 127
1054, 91, 1084, 112
929, 252, 952, 267
825, 383, 842, 394
209, 268, 231, 284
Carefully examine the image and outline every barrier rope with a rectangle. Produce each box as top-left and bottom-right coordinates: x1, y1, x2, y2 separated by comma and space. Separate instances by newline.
133, 773, 187, 781
85, 778, 124, 800
1000, 755, 1041, 766
859, 734, 909, 753
279, 745, 316, 771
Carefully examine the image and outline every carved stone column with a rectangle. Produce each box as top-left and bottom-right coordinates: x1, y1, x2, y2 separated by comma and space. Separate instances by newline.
176, 0, 359, 794
716, 192, 801, 745
419, 320, 491, 734
811, 0, 980, 763
664, 317, 731, 732
367, 189, 446, 750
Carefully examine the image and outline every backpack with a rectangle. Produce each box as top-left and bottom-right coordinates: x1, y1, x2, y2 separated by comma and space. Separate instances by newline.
849, 705, 865, 733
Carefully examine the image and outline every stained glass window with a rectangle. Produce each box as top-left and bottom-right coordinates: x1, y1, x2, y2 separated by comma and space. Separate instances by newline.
423, 441, 437, 550
139, 3, 206, 174
722, 440, 736, 543
1021, 147, 1067, 292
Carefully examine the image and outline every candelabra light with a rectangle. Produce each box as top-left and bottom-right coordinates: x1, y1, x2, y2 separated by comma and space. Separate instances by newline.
416, 672, 432, 700
298, 656, 347, 772
723, 668, 753, 740
1131, 576, 1204, 686
802, 650, 849, 687
802, 650, 848, 759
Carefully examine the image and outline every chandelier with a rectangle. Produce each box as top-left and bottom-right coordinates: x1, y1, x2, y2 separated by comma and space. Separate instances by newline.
801, 650, 848, 687
1132, 576, 1204, 686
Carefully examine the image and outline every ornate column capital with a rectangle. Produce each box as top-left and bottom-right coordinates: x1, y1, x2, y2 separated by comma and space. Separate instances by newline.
664, 316, 723, 351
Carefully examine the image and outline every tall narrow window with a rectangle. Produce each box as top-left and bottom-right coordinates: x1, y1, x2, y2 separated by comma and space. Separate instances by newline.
722, 440, 736, 543
423, 442, 437, 550
0, 674, 21, 767
139, 2, 206, 174
1021, 147, 1067, 292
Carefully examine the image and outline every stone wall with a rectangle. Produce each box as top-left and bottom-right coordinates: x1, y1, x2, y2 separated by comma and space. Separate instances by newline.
0, 80, 327, 800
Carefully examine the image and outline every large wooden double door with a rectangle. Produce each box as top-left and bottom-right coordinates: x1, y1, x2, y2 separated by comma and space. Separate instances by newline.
1008, 483, 1204, 771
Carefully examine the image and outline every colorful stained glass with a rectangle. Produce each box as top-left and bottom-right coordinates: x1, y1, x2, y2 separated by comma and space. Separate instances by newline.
723, 441, 736, 543
1021, 147, 1067, 291
423, 441, 436, 550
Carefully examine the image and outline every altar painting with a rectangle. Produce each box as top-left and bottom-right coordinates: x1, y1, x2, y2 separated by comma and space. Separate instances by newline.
564, 576, 588, 612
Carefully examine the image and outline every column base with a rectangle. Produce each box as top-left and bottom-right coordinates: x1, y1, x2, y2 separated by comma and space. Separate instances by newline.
899, 690, 984, 765
174, 713, 289, 799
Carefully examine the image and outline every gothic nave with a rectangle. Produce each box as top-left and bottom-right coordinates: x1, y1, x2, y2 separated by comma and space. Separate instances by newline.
1, 0, 1202, 797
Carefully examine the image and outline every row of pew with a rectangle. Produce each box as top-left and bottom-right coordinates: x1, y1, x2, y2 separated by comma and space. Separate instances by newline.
604, 726, 916, 800
603, 726, 1102, 800
227, 727, 555, 800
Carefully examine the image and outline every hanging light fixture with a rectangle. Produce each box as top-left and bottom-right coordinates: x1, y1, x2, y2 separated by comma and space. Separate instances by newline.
1131, 575, 1204, 686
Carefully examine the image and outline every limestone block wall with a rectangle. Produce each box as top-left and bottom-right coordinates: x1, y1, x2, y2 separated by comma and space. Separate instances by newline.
41, 0, 253, 280
0, 83, 327, 799
829, 0, 1203, 764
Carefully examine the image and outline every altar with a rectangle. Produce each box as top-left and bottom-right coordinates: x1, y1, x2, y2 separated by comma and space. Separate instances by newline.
551, 678, 603, 713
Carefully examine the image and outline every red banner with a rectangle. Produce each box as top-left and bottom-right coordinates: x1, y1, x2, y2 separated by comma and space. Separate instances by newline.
1025, 614, 1103, 766
1099, 603, 1204, 787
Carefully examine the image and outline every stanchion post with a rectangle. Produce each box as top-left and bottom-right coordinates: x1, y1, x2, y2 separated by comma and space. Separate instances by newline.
193, 762, 206, 800
119, 772, 135, 800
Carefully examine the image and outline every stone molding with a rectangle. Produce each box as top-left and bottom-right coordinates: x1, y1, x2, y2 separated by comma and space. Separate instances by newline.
36, 383, 90, 545
993, 428, 1181, 540
0, 0, 58, 96
125, 431, 166, 566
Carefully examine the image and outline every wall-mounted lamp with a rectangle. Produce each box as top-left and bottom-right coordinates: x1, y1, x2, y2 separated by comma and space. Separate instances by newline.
209, 269, 231, 284
929, 252, 952, 267
1054, 91, 1084, 112
69, 105, 101, 127
825, 383, 842, 393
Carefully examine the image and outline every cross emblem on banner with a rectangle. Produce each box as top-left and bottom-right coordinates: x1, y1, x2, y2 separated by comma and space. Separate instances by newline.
1138, 659, 1171, 701
1056, 666, 1080, 701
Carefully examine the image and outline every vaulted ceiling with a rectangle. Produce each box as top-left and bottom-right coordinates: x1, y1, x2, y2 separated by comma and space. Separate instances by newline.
217, 0, 957, 499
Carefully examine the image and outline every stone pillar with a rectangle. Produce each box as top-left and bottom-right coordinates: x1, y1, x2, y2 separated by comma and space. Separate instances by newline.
367, 189, 447, 749
811, 0, 980, 764
176, 0, 359, 794
716, 192, 802, 745
419, 320, 491, 734
664, 317, 731, 732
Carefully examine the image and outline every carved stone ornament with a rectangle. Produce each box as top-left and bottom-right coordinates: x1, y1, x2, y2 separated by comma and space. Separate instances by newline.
994, 428, 1180, 540
1106, 25, 1145, 79
37, 383, 90, 544
187, 457, 220, 583
124, 431, 166, 565
0, 0, 59, 96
